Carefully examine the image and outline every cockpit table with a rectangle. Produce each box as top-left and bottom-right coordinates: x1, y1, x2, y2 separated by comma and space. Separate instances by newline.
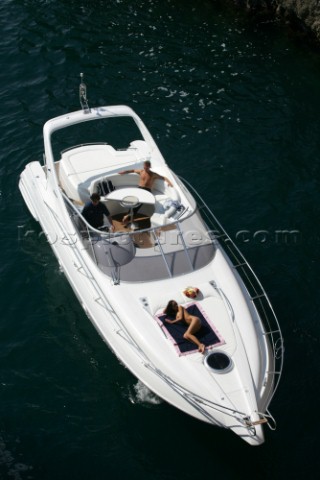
105, 187, 155, 230
105, 187, 155, 205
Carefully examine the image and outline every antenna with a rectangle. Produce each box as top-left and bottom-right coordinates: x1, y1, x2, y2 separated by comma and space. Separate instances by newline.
79, 73, 90, 113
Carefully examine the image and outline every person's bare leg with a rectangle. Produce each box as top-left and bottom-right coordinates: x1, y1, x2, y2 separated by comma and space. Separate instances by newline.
122, 213, 130, 224
183, 317, 205, 353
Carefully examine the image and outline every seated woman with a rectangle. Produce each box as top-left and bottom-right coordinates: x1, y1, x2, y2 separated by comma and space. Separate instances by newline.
164, 300, 205, 353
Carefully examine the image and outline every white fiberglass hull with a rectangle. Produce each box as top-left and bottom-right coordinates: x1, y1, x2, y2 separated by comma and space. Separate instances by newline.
19, 104, 283, 446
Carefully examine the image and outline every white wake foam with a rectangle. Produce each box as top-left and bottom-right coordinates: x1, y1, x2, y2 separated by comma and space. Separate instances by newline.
129, 380, 162, 406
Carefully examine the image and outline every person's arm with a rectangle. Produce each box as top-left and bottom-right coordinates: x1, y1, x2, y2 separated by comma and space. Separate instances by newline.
154, 172, 173, 187
165, 317, 182, 324
119, 169, 140, 175
176, 305, 184, 321
165, 306, 184, 324
81, 204, 89, 221
164, 176, 173, 187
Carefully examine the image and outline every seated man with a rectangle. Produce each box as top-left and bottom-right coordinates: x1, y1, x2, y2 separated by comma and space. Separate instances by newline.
82, 193, 114, 231
119, 160, 173, 224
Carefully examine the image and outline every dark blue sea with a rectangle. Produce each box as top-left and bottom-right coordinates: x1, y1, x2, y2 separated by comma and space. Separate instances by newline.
1, 1, 320, 478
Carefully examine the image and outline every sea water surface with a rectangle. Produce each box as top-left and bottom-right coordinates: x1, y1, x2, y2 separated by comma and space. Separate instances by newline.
1, 1, 320, 479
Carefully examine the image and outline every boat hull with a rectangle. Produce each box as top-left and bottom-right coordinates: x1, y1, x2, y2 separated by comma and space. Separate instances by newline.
19, 164, 268, 445
18, 105, 283, 446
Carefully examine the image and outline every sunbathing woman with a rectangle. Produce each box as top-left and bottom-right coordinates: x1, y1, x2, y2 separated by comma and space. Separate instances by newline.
164, 300, 205, 353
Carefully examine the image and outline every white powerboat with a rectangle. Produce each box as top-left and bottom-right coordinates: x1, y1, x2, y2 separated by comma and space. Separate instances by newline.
19, 76, 284, 445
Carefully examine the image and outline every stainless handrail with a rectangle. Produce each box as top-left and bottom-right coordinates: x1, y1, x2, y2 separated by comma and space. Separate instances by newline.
44, 190, 280, 432
178, 175, 284, 407
61, 190, 203, 279
151, 230, 173, 278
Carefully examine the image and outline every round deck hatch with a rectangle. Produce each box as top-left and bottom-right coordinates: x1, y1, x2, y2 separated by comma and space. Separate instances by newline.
204, 351, 233, 374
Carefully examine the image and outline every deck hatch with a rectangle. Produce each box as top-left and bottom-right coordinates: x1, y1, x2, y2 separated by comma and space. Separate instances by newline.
204, 351, 233, 374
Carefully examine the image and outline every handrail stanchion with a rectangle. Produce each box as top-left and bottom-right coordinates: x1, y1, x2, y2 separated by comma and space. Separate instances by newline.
151, 229, 172, 278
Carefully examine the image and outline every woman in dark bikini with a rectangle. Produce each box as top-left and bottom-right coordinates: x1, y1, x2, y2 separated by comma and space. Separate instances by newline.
164, 300, 205, 353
